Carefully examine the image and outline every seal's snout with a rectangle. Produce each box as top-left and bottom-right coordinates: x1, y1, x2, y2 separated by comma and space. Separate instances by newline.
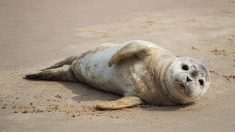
191, 70, 199, 78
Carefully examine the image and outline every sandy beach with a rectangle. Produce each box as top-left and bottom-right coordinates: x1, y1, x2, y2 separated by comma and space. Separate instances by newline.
0, 0, 235, 131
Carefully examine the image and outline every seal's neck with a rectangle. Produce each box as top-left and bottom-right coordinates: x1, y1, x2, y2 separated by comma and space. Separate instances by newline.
159, 57, 182, 104
146, 56, 177, 105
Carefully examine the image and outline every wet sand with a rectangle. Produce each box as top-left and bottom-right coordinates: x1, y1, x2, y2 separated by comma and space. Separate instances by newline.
0, 0, 235, 131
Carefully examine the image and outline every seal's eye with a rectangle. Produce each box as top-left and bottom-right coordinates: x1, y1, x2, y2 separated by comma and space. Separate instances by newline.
198, 79, 204, 86
182, 64, 189, 71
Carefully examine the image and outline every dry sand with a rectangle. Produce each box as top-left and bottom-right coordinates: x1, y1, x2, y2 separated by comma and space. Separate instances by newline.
0, 0, 235, 131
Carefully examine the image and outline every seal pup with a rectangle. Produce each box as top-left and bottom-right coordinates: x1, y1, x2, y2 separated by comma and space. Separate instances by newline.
25, 40, 210, 110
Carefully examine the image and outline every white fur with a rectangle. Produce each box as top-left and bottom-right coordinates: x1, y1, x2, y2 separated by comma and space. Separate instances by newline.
71, 40, 210, 105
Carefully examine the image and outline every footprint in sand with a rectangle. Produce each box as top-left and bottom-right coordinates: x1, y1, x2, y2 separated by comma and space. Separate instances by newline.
210, 49, 227, 56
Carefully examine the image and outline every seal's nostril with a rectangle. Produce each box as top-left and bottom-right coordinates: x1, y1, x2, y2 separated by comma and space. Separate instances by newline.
186, 76, 192, 82
198, 79, 204, 86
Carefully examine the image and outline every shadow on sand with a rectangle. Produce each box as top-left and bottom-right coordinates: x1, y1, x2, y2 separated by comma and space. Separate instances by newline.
24, 76, 191, 112
59, 81, 192, 111
59, 81, 120, 103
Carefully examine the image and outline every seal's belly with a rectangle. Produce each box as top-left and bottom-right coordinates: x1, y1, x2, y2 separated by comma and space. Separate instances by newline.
73, 40, 172, 96
75, 44, 131, 95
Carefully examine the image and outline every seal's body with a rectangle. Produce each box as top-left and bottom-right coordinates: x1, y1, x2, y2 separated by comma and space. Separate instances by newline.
26, 40, 210, 110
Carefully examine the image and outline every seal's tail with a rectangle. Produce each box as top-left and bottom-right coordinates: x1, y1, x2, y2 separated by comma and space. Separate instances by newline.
25, 55, 78, 82
25, 65, 76, 82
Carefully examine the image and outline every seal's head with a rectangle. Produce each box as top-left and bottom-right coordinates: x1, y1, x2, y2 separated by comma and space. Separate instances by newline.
167, 57, 210, 104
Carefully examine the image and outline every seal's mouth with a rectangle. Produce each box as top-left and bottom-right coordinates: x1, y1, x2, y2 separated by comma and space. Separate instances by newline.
176, 83, 198, 98
174, 74, 201, 99
177, 83, 185, 89
176, 83, 186, 91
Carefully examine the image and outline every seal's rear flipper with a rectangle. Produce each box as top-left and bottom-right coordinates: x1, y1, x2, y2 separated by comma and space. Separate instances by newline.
96, 96, 143, 110
41, 56, 77, 71
25, 65, 76, 82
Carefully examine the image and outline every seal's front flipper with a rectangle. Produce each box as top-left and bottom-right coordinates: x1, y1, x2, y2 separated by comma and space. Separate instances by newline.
108, 42, 151, 67
25, 65, 76, 82
96, 96, 143, 110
